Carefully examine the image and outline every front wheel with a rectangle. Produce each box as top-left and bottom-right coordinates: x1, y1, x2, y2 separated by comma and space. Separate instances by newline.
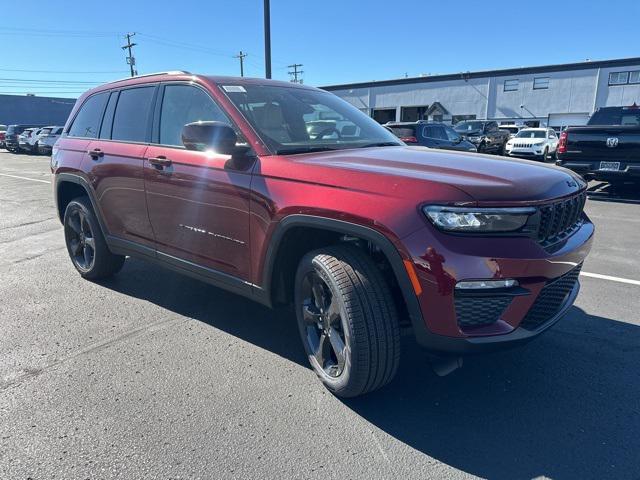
542, 147, 549, 162
294, 245, 400, 398
64, 197, 125, 280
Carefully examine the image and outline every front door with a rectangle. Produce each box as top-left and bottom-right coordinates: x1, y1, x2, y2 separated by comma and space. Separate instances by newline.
144, 83, 254, 282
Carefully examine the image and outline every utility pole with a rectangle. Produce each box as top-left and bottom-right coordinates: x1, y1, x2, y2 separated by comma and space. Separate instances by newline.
234, 51, 248, 77
121, 33, 138, 77
264, 0, 271, 79
288, 63, 303, 84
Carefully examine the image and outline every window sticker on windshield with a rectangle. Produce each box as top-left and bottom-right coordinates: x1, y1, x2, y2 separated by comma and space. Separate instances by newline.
222, 85, 246, 93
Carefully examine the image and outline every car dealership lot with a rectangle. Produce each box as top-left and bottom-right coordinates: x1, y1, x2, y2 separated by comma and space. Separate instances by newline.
1, 151, 639, 479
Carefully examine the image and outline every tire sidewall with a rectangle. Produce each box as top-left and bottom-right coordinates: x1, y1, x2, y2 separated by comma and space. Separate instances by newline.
294, 252, 354, 394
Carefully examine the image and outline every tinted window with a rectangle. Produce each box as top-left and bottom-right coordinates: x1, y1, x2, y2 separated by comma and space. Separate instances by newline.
387, 126, 416, 138
454, 121, 484, 132
589, 107, 640, 126
159, 85, 230, 146
423, 125, 447, 140
100, 91, 118, 139
111, 86, 155, 142
68, 92, 108, 138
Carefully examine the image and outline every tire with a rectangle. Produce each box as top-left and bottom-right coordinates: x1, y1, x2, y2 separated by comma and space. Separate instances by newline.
63, 196, 125, 280
542, 147, 549, 162
294, 245, 400, 398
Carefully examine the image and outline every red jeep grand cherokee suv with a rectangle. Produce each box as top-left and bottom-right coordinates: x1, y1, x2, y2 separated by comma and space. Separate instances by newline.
52, 72, 593, 397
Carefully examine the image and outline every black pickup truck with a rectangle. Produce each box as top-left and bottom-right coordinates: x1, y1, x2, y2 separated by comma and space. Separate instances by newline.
453, 120, 510, 154
556, 105, 640, 184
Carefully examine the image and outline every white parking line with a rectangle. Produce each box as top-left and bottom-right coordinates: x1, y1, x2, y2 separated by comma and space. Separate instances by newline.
0, 172, 51, 184
580, 271, 640, 286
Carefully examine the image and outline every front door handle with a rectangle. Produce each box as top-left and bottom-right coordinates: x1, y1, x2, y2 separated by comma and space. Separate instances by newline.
148, 156, 172, 168
88, 148, 104, 160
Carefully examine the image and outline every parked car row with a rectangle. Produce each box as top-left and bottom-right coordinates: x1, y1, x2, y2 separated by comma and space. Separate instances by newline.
2, 124, 63, 154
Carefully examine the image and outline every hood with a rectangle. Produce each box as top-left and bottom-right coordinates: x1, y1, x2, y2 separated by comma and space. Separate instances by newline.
295, 146, 585, 204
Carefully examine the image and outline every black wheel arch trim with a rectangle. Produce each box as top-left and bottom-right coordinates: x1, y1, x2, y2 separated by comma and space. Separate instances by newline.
54, 172, 110, 237
261, 214, 425, 335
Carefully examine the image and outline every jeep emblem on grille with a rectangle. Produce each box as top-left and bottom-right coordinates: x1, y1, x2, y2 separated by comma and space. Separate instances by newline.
606, 137, 619, 148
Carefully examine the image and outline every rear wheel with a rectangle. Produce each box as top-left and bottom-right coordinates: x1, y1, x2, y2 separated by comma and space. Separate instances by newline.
64, 197, 125, 280
294, 245, 400, 398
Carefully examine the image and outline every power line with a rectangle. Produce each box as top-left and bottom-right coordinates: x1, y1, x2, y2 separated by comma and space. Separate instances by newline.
0, 68, 128, 74
234, 51, 248, 77
122, 33, 138, 77
0, 78, 100, 84
288, 64, 304, 84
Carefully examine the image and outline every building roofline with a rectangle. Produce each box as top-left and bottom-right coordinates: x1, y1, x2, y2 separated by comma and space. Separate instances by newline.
321, 57, 640, 91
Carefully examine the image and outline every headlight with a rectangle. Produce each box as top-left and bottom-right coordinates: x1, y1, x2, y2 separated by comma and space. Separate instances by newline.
423, 206, 535, 232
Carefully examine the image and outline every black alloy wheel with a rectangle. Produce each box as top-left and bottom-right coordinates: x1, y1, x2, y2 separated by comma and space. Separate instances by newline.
300, 270, 347, 378
65, 206, 96, 273
294, 245, 400, 397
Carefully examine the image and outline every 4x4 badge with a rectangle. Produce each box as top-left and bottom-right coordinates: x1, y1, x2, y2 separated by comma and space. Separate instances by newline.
606, 137, 619, 148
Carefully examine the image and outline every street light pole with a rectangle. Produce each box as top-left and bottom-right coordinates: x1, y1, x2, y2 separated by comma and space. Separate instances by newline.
264, 0, 272, 79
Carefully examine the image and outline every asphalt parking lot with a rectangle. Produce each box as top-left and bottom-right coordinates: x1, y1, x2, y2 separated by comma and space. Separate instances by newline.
1, 151, 639, 480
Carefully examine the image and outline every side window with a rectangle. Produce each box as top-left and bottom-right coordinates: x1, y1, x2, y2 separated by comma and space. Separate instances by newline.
487, 122, 498, 132
423, 126, 435, 138
68, 92, 108, 138
111, 86, 156, 143
99, 91, 119, 139
159, 84, 231, 147
433, 126, 448, 140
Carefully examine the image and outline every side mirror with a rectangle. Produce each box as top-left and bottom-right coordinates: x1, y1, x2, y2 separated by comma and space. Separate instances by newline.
181, 121, 238, 154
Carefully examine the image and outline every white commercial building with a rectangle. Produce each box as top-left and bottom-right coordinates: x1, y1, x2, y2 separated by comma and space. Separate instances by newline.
322, 57, 640, 131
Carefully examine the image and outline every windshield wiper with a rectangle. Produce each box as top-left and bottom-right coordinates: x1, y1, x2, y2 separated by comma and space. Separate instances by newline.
357, 142, 402, 148
275, 146, 338, 155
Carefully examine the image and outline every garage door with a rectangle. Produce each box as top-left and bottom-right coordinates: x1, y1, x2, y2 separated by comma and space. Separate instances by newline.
548, 113, 591, 131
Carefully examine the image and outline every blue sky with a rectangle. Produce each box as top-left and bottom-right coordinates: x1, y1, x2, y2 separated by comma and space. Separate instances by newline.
2, 0, 639, 97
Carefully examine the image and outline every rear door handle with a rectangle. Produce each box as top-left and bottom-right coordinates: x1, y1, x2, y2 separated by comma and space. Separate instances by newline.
148, 156, 172, 168
88, 148, 104, 160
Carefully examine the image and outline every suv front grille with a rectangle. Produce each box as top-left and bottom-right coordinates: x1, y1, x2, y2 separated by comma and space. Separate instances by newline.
520, 264, 582, 330
455, 295, 512, 328
537, 192, 586, 247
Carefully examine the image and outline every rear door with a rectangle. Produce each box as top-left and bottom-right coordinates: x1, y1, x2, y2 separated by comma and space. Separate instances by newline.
86, 85, 157, 249
422, 124, 447, 148
144, 82, 253, 282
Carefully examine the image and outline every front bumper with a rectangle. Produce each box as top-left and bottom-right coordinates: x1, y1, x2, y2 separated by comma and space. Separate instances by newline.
506, 148, 546, 160
400, 217, 594, 354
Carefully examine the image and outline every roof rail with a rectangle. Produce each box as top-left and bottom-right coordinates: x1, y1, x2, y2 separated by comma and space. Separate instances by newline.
105, 70, 192, 86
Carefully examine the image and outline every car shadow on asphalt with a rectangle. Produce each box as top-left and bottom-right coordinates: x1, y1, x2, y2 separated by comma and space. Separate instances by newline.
587, 181, 640, 204
99, 260, 639, 479
98, 258, 308, 367
345, 306, 640, 479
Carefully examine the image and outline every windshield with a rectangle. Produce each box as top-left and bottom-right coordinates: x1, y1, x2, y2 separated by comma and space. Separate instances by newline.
222, 84, 402, 154
454, 121, 484, 132
589, 107, 640, 126
516, 130, 545, 138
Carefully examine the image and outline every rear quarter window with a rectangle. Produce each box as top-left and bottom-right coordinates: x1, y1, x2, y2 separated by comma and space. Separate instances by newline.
68, 92, 109, 138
